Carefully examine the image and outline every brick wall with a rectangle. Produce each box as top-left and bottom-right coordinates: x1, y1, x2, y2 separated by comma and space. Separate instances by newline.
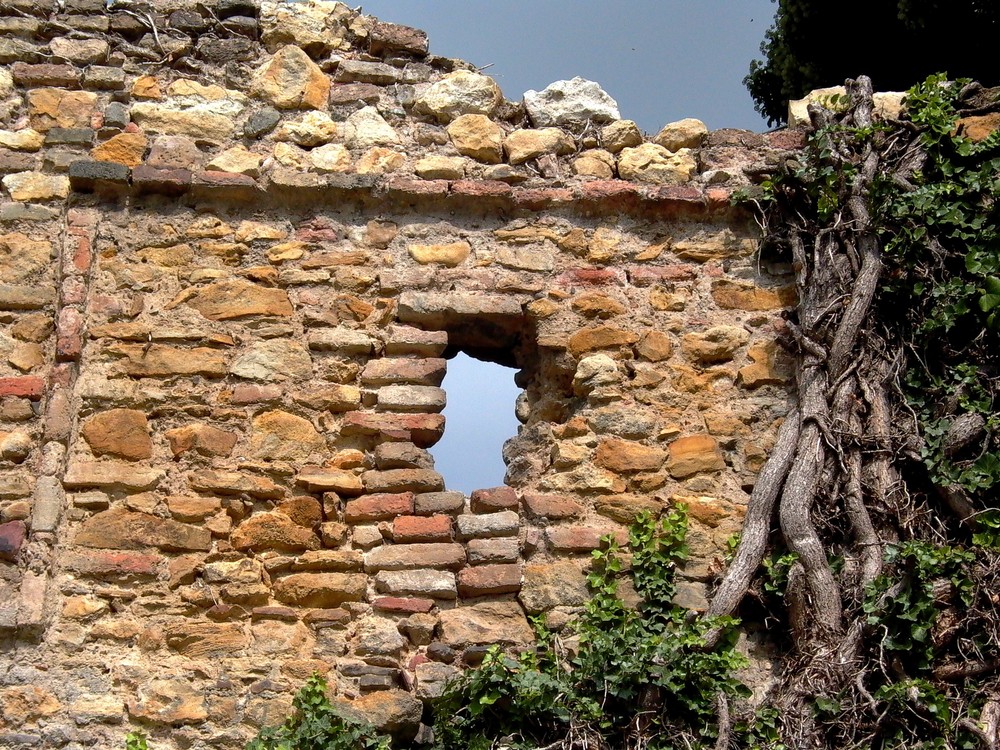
0, 1, 803, 746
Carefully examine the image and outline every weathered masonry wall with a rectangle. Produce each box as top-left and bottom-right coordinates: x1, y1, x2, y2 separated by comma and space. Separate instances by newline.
0, 1, 804, 747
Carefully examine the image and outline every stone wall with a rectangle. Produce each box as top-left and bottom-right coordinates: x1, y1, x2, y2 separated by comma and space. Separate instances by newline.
0, 1, 804, 747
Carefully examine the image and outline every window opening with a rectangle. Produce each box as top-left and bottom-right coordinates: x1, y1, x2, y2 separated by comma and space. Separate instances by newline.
430, 352, 521, 495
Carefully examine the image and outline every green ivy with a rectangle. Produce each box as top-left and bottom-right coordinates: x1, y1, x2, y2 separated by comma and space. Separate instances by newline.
245, 673, 390, 750
432, 509, 752, 750
864, 542, 974, 672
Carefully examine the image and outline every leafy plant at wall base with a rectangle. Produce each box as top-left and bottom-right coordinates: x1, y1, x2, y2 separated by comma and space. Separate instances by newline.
432, 508, 751, 750
245, 672, 390, 750
125, 731, 149, 750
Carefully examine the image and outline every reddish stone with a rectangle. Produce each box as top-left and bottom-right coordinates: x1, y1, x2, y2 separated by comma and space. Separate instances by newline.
373, 597, 435, 614
512, 188, 574, 210
522, 493, 584, 520
342, 412, 445, 448
13, 62, 81, 87
0, 376, 44, 400
450, 180, 512, 198
457, 564, 522, 597
61, 277, 86, 306
61, 549, 163, 577
295, 216, 342, 243
0, 520, 26, 562
251, 606, 299, 621
385, 177, 449, 197
393, 514, 452, 543
328, 83, 382, 106
470, 487, 518, 513
344, 492, 415, 523
628, 265, 698, 285
302, 608, 352, 626
547, 526, 628, 552
554, 268, 627, 287
766, 129, 807, 150
706, 187, 733, 211
229, 384, 283, 404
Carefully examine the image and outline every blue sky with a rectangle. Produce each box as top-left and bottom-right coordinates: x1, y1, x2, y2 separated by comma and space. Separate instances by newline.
359, 1, 780, 493
362, 0, 777, 133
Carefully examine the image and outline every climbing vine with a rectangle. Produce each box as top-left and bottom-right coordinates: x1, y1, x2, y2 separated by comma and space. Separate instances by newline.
711, 75, 1000, 748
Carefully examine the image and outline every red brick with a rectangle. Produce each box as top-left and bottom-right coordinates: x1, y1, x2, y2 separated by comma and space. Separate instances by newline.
644, 185, 704, 204
341, 412, 445, 448
344, 492, 415, 523
580, 180, 639, 201
512, 187, 574, 210
628, 265, 698, 286
62, 549, 163, 577
470, 487, 518, 513
61, 277, 86, 306
132, 165, 192, 195
373, 597, 435, 614
450, 180, 512, 199
386, 177, 449, 197
361, 358, 446, 386
0, 376, 44, 400
67, 234, 92, 274
193, 170, 257, 188
364, 543, 466, 571
546, 526, 628, 552
56, 306, 83, 361
457, 564, 522, 597
523, 493, 584, 520
393, 514, 452, 543
363, 469, 444, 494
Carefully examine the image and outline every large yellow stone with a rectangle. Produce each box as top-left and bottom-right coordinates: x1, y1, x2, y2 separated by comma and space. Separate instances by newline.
252, 45, 330, 110
504, 127, 574, 165
447, 114, 504, 163
667, 435, 725, 478
712, 279, 796, 310
408, 242, 471, 267
617, 143, 697, 184
27, 88, 98, 131
251, 409, 325, 461
568, 325, 639, 357
91, 132, 147, 167
2, 172, 70, 202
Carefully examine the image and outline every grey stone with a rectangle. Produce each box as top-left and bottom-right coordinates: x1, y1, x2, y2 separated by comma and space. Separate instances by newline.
375, 569, 457, 599
414, 491, 465, 515
244, 107, 282, 139
103, 102, 130, 130
376, 385, 446, 413
524, 77, 621, 127
456, 511, 519, 540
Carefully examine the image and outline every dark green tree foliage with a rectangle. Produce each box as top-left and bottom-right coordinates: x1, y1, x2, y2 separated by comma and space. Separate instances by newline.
747, 0, 1000, 125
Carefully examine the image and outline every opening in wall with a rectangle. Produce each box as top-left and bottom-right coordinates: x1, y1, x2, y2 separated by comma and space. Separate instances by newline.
431, 352, 521, 495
